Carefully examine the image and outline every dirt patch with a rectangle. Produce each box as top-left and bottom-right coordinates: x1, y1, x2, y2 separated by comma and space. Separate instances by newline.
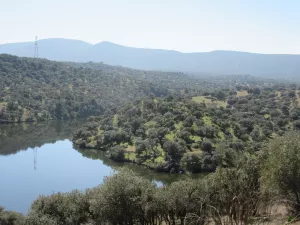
237, 90, 249, 97
192, 96, 227, 108
125, 145, 136, 152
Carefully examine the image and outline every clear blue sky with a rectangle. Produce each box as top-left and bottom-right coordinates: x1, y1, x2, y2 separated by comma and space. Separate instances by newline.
1, 0, 299, 54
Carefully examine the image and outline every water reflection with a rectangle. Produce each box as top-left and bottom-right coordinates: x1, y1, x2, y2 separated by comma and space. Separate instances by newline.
0, 120, 85, 156
0, 120, 203, 214
0, 140, 114, 214
0, 120, 201, 184
75, 147, 204, 185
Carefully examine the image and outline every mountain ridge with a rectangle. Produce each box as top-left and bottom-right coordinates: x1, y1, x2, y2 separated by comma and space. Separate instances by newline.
1, 38, 300, 79
2, 38, 300, 55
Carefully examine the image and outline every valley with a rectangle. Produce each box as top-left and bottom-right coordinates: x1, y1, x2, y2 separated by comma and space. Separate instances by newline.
2, 1, 300, 224
1, 54, 300, 224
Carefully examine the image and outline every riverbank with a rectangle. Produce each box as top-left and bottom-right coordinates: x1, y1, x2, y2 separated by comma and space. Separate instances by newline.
0, 120, 196, 213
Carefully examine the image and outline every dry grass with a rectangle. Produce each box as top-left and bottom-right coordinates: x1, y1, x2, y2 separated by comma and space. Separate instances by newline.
266, 204, 288, 225
192, 96, 227, 108
237, 90, 249, 97
125, 145, 136, 152
204, 204, 293, 225
276, 91, 282, 98
191, 148, 202, 153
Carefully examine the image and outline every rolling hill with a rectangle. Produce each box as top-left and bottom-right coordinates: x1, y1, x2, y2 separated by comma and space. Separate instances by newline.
0, 54, 205, 123
1, 38, 300, 79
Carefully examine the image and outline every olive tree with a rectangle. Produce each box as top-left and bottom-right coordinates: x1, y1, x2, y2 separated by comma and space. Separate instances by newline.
89, 169, 155, 225
0, 206, 24, 225
27, 190, 91, 225
206, 153, 270, 225
261, 131, 300, 215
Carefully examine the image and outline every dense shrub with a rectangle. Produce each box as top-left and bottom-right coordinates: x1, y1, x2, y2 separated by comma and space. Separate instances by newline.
0, 207, 24, 225
89, 169, 155, 225
262, 132, 300, 215
5, 138, 300, 225
180, 152, 203, 173
74, 83, 300, 173
0, 54, 203, 123
107, 145, 125, 162
28, 190, 91, 225
201, 139, 213, 153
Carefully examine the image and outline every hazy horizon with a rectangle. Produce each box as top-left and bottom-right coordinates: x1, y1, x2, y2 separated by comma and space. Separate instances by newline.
1, 0, 300, 54
2, 37, 300, 56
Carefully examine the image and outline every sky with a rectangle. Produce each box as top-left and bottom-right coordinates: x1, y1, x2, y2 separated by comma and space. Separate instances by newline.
0, 0, 299, 54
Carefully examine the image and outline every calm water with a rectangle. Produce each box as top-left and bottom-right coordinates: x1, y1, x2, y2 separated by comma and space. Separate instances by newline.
0, 120, 194, 214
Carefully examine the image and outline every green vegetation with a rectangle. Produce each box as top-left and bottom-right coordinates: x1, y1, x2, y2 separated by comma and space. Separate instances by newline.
262, 132, 300, 215
1, 54, 279, 124
0, 166, 263, 225
0, 54, 204, 123
4, 134, 300, 225
3, 53, 300, 224
0, 207, 24, 225
165, 132, 175, 141
74, 82, 300, 173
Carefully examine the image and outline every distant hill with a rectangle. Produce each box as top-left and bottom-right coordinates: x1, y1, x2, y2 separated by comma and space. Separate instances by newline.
1, 38, 300, 79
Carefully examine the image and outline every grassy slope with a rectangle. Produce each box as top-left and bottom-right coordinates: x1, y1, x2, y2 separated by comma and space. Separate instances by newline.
192, 96, 227, 108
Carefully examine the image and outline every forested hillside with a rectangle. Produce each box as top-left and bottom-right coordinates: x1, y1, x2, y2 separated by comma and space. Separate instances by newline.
0, 54, 202, 123
73, 84, 300, 173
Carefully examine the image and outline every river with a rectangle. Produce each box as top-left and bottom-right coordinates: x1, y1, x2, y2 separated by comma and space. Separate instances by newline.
0, 120, 196, 214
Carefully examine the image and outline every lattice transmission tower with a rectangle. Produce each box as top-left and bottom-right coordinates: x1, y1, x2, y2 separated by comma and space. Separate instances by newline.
34, 36, 39, 58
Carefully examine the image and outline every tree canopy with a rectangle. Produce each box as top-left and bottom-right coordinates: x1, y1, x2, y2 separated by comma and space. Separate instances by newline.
74, 81, 300, 173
